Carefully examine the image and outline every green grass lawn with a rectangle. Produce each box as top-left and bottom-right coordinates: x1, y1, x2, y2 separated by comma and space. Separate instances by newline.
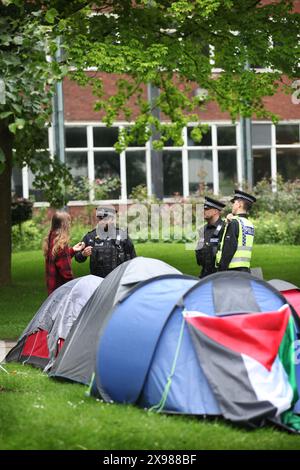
1, 363, 300, 451
1, 244, 300, 450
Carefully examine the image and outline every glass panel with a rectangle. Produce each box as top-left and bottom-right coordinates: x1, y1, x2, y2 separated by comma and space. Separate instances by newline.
162, 151, 183, 197
188, 150, 213, 194
252, 124, 271, 146
126, 150, 146, 197
65, 152, 89, 200
65, 152, 88, 179
218, 150, 237, 195
11, 167, 23, 198
65, 127, 87, 148
277, 148, 300, 180
217, 126, 236, 146
187, 127, 212, 146
28, 170, 46, 202
276, 125, 300, 145
94, 151, 121, 198
253, 149, 271, 185
93, 127, 119, 147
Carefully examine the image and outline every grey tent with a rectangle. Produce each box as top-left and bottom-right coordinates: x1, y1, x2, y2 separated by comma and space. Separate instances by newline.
268, 279, 299, 292
5, 275, 102, 369
49, 257, 181, 385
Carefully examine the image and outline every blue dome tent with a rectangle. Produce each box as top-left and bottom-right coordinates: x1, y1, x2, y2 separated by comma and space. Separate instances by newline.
94, 272, 300, 431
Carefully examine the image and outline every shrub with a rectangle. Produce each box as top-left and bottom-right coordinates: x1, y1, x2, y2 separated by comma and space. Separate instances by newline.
252, 176, 300, 216
66, 176, 121, 201
12, 219, 89, 253
11, 197, 33, 226
253, 212, 300, 245
12, 220, 45, 252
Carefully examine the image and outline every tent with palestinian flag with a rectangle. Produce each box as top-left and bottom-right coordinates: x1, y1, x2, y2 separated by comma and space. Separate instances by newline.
92, 271, 300, 432
268, 279, 300, 320
267, 279, 300, 415
184, 304, 297, 427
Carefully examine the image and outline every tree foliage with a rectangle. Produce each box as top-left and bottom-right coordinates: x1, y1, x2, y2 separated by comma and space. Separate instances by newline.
0, 0, 299, 285
0, 0, 89, 204
62, 0, 300, 147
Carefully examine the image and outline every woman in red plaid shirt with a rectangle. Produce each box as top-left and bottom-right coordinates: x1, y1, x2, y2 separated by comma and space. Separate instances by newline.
43, 211, 85, 296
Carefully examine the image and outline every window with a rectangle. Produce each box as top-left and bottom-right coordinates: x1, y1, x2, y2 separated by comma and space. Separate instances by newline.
218, 150, 237, 195
94, 151, 121, 198
217, 126, 236, 146
277, 148, 300, 180
162, 151, 183, 197
188, 150, 213, 194
28, 169, 46, 202
65, 127, 87, 148
12, 167, 23, 198
253, 149, 271, 185
65, 152, 88, 179
276, 125, 300, 145
126, 150, 146, 197
93, 127, 119, 147
252, 124, 271, 146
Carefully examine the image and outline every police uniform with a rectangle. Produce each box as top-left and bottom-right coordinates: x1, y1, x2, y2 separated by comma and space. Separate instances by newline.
215, 190, 256, 273
195, 197, 226, 278
75, 206, 136, 278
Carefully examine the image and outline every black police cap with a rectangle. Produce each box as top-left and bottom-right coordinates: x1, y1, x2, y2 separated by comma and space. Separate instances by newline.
203, 196, 226, 211
96, 206, 116, 218
230, 190, 256, 204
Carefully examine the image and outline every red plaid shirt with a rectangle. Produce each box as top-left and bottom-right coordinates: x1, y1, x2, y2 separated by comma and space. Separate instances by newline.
45, 231, 75, 296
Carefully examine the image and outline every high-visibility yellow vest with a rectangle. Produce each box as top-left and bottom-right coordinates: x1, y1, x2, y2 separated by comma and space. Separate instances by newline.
215, 216, 254, 269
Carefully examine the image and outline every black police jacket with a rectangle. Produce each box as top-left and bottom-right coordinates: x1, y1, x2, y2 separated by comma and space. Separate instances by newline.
75, 226, 136, 278
195, 218, 225, 278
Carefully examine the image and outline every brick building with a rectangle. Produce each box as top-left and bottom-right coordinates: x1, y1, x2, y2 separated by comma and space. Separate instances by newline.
12, 3, 300, 207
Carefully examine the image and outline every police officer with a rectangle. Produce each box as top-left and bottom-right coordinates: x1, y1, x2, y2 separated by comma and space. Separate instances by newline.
75, 206, 136, 277
215, 190, 256, 273
195, 196, 226, 278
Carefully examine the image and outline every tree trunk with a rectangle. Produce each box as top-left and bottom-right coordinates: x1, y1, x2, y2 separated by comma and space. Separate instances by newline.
0, 121, 13, 286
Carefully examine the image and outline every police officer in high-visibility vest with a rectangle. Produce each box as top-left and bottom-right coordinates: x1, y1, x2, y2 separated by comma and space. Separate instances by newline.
215, 190, 256, 273
195, 196, 226, 278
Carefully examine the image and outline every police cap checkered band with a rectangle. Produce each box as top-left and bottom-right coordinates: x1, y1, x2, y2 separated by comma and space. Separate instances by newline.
230, 190, 257, 204
96, 206, 116, 218
203, 196, 226, 211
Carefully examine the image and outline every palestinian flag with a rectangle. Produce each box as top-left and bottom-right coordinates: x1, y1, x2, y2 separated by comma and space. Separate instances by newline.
184, 304, 300, 428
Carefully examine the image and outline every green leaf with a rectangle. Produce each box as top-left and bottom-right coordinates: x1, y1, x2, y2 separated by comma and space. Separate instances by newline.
45, 8, 58, 24
15, 118, 25, 129
0, 111, 13, 120
13, 35, 23, 45
8, 122, 17, 134
8, 118, 25, 133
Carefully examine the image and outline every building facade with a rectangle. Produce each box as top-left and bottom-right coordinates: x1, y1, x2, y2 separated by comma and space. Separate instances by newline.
12, 71, 300, 206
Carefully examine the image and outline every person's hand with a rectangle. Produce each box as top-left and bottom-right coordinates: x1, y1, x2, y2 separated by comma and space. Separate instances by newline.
82, 246, 93, 257
226, 213, 234, 223
73, 241, 85, 252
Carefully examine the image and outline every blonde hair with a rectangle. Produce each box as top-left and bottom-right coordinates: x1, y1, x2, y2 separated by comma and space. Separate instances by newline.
43, 211, 71, 258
